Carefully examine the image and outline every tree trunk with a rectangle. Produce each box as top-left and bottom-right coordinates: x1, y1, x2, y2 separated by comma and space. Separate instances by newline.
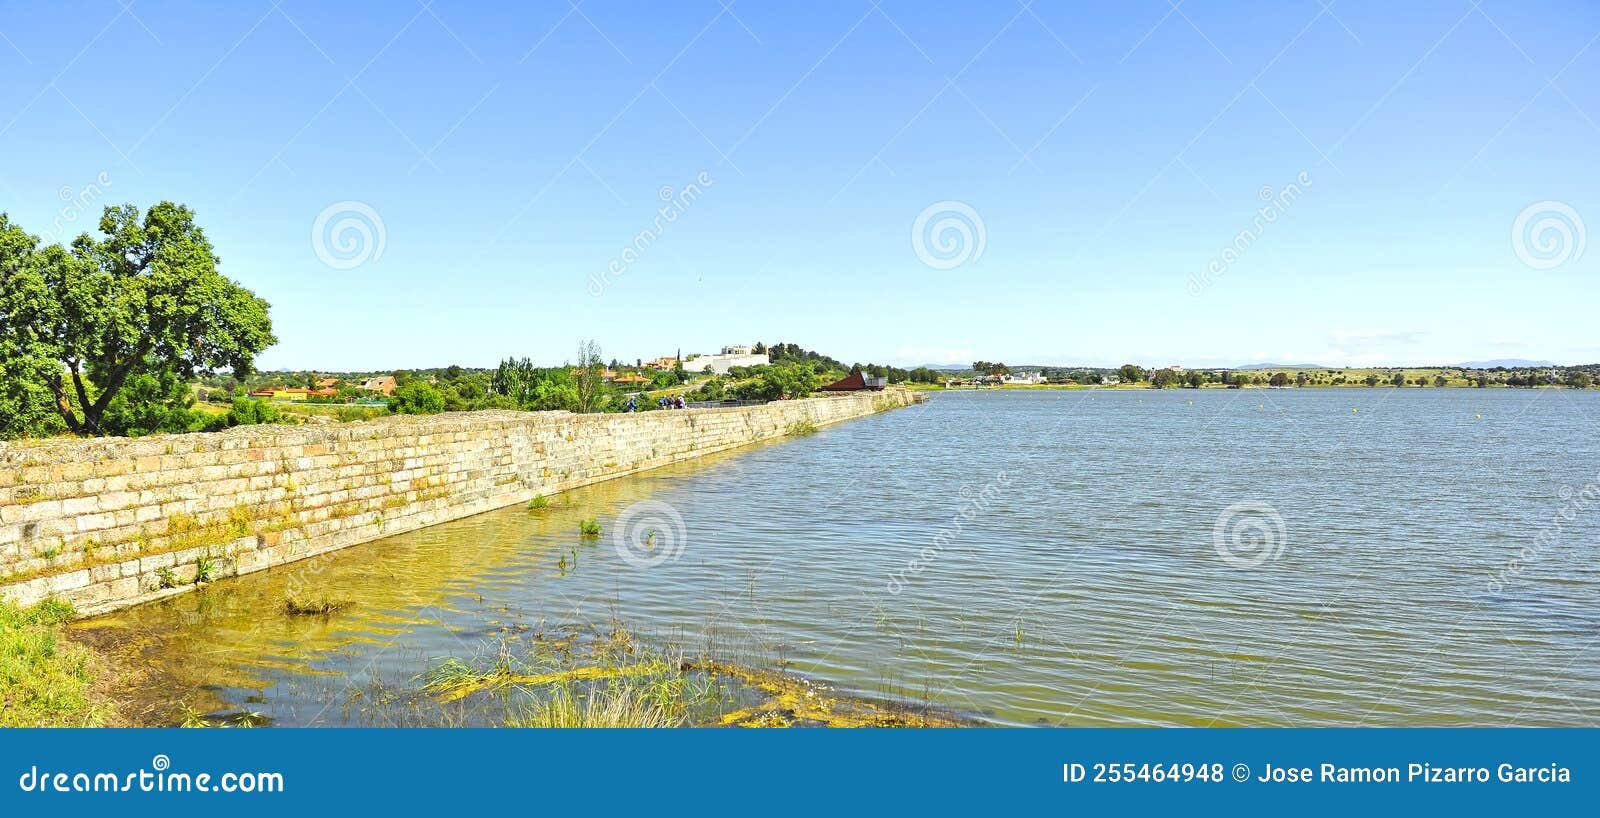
44, 372, 85, 435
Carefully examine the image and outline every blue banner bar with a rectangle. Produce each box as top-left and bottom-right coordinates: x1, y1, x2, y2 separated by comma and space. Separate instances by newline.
1, 729, 1590, 815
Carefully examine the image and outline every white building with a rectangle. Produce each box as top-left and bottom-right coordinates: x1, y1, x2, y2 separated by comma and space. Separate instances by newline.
682, 345, 771, 375
1001, 371, 1047, 385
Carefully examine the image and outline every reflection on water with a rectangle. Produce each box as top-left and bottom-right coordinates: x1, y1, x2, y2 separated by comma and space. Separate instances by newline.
76, 389, 1600, 726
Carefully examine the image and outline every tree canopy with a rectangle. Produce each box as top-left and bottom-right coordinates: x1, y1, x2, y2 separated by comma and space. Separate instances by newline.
0, 203, 275, 438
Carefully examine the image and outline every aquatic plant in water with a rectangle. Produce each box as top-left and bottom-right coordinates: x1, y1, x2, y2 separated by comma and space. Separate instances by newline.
283, 595, 353, 616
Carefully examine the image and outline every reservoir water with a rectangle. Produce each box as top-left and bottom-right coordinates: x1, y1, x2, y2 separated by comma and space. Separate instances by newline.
78, 388, 1600, 726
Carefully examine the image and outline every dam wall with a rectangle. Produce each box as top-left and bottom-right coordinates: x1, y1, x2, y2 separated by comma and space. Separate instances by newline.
0, 389, 920, 616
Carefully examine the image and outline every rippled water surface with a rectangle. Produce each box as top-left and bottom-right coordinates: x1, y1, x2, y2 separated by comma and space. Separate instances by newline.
79, 389, 1600, 726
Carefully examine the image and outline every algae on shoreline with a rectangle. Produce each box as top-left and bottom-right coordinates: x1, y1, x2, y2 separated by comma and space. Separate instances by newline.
414, 621, 976, 728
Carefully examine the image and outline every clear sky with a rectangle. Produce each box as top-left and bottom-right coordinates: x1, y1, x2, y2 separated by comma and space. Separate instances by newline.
1, 1, 1596, 370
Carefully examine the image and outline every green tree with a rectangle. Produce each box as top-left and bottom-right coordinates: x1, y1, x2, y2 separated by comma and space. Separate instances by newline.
99, 371, 204, 436
1390, 372, 1406, 387
1117, 364, 1146, 383
388, 381, 445, 415
491, 357, 579, 411
574, 339, 606, 413
1269, 372, 1290, 387
1149, 369, 1179, 388
0, 203, 275, 437
735, 362, 821, 401
1568, 372, 1592, 389
1186, 370, 1205, 389
695, 377, 727, 401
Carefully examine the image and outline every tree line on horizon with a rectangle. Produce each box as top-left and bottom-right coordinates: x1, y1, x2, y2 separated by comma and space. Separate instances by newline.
7, 203, 1589, 442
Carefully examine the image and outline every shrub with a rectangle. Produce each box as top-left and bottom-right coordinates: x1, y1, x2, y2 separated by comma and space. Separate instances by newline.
226, 397, 281, 426
388, 382, 446, 415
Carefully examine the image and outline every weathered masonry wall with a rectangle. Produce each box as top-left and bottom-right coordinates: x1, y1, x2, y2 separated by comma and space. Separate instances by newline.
0, 389, 920, 616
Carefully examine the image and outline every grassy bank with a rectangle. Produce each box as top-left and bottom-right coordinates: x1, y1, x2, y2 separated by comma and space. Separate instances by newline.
0, 600, 107, 727
418, 621, 971, 728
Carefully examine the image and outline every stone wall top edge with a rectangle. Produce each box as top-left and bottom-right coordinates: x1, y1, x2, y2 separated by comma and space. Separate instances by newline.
0, 390, 902, 463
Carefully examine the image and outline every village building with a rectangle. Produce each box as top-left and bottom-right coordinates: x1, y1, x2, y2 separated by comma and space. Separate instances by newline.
680, 345, 771, 375
1001, 371, 1047, 385
361, 375, 398, 396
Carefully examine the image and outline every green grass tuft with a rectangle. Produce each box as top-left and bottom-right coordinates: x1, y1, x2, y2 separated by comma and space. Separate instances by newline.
0, 599, 106, 727
785, 419, 819, 437
507, 683, 683, 728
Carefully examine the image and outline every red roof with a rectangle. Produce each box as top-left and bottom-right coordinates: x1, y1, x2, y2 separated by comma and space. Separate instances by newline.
820, 372, 867, 391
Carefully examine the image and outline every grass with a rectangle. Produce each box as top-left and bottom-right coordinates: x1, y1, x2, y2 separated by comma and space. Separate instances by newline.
784, 419, 819, 437
334, 405, 379, 423
578, 518, 601, 537
507, 682, 685, 728
0, 599, 107, 727
283, 594, 353, 616
527, 494, 549, 510
412, 620, 969, 729
420, 623, 727, 726
194, 555, 218, 583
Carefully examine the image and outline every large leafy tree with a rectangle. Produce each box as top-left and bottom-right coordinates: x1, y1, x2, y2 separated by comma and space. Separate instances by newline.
0, 216, 68, 438
0, 203, 275, 436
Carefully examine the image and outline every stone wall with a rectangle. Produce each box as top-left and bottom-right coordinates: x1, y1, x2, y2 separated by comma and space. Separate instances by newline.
0, 389, 920, 616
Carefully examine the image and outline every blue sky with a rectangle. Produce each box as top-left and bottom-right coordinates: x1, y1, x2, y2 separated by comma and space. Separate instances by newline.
1, 1, 1596, 370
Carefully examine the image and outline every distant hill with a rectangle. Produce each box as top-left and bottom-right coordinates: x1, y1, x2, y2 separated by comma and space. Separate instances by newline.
1233, 362, 1330, 370
1454, 359, 1556, 369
